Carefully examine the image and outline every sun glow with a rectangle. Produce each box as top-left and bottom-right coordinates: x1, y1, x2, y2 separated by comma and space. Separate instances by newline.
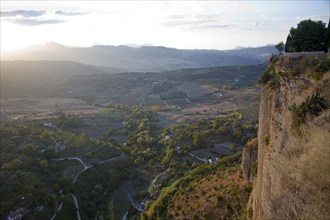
1, 1, 328, 53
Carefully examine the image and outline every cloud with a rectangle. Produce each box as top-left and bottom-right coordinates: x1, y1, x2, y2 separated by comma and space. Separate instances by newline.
160, 13, 235, 30
55, 10, 86, 16
1, 10, 45, 17
4, 18, 64, 26
295, 15, 329, 22
252, 22, 266, 26
1, 10, 84, 26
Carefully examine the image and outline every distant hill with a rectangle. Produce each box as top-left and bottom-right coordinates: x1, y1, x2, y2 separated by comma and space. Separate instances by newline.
0, 60, 123, 98
0, 60, 266, 101
2, 42, 276, 72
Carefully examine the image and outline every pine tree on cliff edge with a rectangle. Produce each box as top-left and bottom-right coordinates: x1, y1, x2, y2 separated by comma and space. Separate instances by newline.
326, 19, 330, 52
285, 19, 327, 52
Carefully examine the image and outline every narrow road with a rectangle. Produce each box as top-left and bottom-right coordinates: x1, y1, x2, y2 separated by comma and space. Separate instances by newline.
51, 149, 124, 220
97, 152, 124, 165
122, 168, 171, 220
185, 97, 204, 107
148, 169, 170, 193
122, 212, 128, 220
185, 97, 193, 104
188, 152, 207, 163
127, 194, 144, 212
71, 193, 81, 220
53, 157, 89, 169
73, 165, 92, 183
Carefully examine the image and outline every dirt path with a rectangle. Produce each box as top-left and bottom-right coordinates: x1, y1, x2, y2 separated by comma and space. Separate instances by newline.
51, 149, 124, 220
97, 151, 124, 165
188, 152, 207, 163
71, 193, 82, 220
148, 168, 170, 193
122, 168, 171, 220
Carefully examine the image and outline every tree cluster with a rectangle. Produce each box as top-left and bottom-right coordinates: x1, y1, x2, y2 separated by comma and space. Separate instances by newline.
285, 19, 328, 52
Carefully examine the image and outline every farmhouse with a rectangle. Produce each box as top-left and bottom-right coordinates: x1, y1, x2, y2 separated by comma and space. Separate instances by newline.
54, 142, 66, 152
213, 92, 223, 97
43, 122, 54, 128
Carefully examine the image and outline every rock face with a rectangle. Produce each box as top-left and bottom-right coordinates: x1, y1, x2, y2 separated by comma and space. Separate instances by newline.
241, 138, 258, 182
252, 55, 330, 220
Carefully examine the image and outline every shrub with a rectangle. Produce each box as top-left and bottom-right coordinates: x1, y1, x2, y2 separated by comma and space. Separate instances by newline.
289, 93, 328, 134
264, 134, 270, 145
311, 56, 330, 80
258, 64, 275, 85
270, 54, 280, 63
302, 93, 328, 116
252, 162, 258, 177
289, 103, 305, 133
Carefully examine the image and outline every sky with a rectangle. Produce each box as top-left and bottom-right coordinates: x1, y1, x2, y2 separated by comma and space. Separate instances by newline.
0, 1, 329, 52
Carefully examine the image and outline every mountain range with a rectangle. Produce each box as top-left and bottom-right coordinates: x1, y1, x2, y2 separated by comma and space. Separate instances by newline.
2, 42, 277, 72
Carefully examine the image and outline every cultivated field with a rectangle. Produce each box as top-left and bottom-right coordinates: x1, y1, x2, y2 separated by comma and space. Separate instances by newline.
0, 98, 99, 122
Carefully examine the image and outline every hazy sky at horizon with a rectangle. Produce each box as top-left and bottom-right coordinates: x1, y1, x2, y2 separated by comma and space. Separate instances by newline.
1, 1, 329, 52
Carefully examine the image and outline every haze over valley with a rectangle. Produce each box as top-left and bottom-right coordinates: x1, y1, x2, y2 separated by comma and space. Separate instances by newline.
3, 42, 275, 72
1, 1, 329, 220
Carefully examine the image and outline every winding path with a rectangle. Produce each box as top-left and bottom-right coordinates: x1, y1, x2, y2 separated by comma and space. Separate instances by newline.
51, 149, 124, 220
148, 168, 170, 194
185, 97, 193, 104
188, 152, 207, 163
122, 168, 170, 220
97, 152, 124, 165
71, 193, 81, 220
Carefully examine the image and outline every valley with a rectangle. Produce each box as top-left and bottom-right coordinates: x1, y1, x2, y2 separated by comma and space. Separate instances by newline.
0, 62, 263, 219
1, 2, 329, 219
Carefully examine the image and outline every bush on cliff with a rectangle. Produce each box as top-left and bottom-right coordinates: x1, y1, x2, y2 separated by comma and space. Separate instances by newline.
289, 93, 328, 134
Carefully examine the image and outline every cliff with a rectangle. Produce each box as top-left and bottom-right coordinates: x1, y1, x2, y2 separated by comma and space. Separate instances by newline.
251, 54, 330, 219
241, 138, 258, 183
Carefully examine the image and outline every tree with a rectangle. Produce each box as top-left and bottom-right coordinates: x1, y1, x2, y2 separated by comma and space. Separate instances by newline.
229, 143, 237, 152
108, 199, 115, 220
285, 19, 327, 52
275, 41, 284, 54
162, 147, 176, 165
193, 133, 203, 147
20, 144, 37, 157
44, 193, 56, 206
39, 159, 48, 171
1, 159, 22, 170
326, 19, 330, 52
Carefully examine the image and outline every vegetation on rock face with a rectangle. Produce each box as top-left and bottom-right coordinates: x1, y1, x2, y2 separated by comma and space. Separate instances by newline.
259, 55, 330, 87
144, 152, 252, 219
258, 58, 279, 89
287, 55, 330, 79
264, 134, 270, 145
258, 64, 275, 85
285, 19, 327, 52
310, 55, 330, 80
289, 93, 328, 135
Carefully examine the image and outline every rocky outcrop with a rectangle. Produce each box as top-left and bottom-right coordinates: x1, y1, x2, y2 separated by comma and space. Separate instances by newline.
252, 54, 330, 220
241, 138, 258, 182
